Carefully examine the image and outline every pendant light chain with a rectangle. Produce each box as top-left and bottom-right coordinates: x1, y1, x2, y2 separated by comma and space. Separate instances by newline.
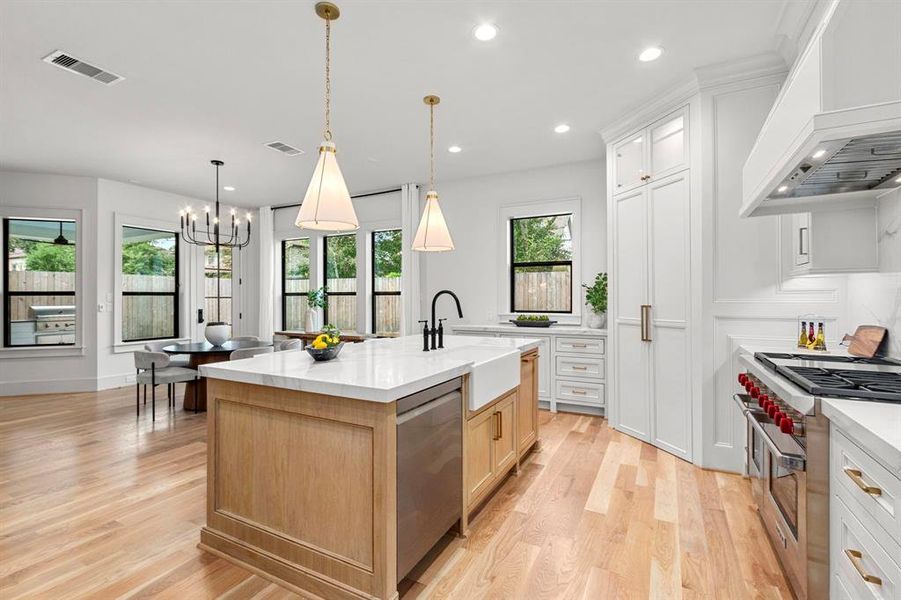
323, 14, 332, 141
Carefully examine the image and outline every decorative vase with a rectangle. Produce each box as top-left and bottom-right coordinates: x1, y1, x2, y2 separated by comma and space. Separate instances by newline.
587, 312, 607, 329
305, 310, 319, 333
205, 322, 231, 346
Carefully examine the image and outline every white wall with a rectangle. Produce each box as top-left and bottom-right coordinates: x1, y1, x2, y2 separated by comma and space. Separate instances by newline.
0, 170, 263, 395
419, 160, 606, 326
844, 189, 901, 358
1, 171, 99, 393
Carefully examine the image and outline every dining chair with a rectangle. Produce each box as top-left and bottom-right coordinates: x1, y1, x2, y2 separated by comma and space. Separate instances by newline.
230, 346, 274, 360
276, 339, 302, 352
134, 351, 199, 419
141, 341, 189, 406
230, 336, 260, 342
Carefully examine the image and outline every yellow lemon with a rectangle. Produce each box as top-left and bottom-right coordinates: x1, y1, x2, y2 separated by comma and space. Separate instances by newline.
312, 341, 327, 350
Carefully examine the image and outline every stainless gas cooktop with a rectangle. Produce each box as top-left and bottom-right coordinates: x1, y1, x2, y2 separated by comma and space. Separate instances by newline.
754, 352, 901, 402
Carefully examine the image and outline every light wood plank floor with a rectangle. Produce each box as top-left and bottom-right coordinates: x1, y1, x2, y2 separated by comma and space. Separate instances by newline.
0, 386, 792, 599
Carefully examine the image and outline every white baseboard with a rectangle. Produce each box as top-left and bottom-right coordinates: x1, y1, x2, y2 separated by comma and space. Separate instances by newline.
1, 372, 134, 397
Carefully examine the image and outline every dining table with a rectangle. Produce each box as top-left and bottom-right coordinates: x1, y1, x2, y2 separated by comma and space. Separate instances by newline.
162, 340, 272, 411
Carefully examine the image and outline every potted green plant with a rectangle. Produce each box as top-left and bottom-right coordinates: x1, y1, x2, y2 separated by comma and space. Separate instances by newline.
582, 272, 608, 329
305, 286, 328, 333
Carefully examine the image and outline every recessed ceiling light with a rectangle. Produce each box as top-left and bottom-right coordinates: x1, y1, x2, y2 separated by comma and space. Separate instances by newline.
812, 149, 826, 159
632, 137, 642, 144
473, 23, 498, 41
777, 185, 788, 193
448, 145, 462, 153
223, 186, 235, 191
554, 124, 571, 134
639, 46, 663, 62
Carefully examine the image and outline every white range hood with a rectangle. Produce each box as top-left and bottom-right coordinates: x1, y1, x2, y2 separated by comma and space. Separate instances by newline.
741, 0, 901, 218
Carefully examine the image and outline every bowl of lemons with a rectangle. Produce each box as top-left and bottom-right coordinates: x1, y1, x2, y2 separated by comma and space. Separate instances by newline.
305, 325, 344, 362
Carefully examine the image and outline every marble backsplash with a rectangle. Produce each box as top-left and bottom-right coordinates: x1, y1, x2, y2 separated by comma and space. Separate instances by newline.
846, 187, 901, 358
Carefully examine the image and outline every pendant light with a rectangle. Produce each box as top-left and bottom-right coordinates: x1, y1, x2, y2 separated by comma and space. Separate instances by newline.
412, 95, 454, 252
296, 2, 359, 232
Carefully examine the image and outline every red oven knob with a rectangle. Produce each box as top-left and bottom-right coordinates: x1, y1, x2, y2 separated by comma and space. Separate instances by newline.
738, 373, 747, 385
762, 398, 772, 412
767, 404, 778, 419
774, 411, 784, 426
758, 394, 769, 408
751, 386, 760, 399
744, 380, 753, 392
780, 418, 794, 434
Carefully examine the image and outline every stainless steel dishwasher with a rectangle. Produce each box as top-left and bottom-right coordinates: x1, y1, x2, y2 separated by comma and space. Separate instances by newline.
396, 378, 462, 581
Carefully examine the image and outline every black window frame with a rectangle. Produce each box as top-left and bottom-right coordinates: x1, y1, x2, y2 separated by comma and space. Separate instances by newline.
204, 245, 233, 325
280, 237, 311, 331
509, 213, 573, 314
370, 229, 402, 335
3, 217, 78, 348
120, 225, 180, 343
322, 233, 357, 327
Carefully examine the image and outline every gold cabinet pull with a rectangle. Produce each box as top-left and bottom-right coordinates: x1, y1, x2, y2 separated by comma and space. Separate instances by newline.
571, 343, 587, 348
640, 305, 652, 342
571, 389, 587, 395
571, 365, 588, 371
493, 412, 501, 441
844, 468, 882, 496
844, 549, 882, 585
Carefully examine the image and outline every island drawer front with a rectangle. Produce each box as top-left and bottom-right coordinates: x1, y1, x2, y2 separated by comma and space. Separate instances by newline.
832, 429, 901, 559
555, 337, 605, 355
555, 380, 604, 407
555, 355, 604, 380
831, 495, 900, 598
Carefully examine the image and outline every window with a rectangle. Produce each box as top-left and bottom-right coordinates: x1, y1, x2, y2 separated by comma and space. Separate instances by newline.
371, 229, 401, 335
323, 234, 356, 331
281, 238, 310, 330
205, 245, 232, 324
121, 226, 178, 342
510, 214, 573, 313
4, 218, 77, 347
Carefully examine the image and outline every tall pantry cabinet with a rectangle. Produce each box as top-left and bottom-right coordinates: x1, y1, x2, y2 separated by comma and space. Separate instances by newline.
606, 105, 695, 462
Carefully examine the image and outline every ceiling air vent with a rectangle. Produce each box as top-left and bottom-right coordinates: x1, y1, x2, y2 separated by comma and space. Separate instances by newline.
265, 141, 304, 156
42, 50, 124, 86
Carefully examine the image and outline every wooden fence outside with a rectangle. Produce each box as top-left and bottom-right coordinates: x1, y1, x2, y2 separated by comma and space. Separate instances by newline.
513, 271, 572, 312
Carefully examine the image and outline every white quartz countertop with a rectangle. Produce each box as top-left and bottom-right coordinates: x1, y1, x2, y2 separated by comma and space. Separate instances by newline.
821, 399, 901, 474
199, 334, 541, 403
453, 323, 607, 336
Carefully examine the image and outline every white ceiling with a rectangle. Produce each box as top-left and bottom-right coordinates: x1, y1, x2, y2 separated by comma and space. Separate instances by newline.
1, 1, 794, 208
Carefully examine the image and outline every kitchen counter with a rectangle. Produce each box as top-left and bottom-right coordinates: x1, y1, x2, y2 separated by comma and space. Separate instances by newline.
821, 399, 901, 473
200, 334, 540, 402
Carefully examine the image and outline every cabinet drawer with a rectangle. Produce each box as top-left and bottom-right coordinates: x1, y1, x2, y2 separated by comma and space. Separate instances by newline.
831, 495, 900, 599
555, 379, 604, 406
555, 355, 604, 379
832, 428, 901, 557
555, 336, 605, 355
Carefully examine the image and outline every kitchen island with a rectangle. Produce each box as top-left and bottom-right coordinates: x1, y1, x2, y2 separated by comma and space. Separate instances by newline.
197, 334, 540, 600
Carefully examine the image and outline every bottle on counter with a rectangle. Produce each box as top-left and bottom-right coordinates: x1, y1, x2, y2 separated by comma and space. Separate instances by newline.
814, 322, 827, 351
798, 321, 808, 348
808, 322, 816, 345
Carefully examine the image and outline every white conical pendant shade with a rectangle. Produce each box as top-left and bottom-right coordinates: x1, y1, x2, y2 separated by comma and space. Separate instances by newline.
412, 190, 454, 252
296, 141, 359, 231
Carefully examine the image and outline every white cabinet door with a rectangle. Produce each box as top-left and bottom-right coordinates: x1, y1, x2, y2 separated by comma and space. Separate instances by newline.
648, 172, 692, 461
648, 107, 688, 182
613, 187, 651, 441
613, 130, 647, 194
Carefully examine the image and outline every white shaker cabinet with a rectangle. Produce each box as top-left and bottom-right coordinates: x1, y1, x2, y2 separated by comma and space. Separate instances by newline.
612, 107, 688, 195
787, 207, 879, 276
608, 105, 694, 463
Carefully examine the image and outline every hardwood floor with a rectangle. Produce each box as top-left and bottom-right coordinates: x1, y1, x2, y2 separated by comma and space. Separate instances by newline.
0, 386, 792, 599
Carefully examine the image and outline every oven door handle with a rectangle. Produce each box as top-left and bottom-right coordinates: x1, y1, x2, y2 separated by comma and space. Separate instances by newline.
732, 393, 758, 415
748, 414, 806, 471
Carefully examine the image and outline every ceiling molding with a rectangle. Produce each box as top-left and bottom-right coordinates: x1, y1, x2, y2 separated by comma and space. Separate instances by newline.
600, 52, 787, 144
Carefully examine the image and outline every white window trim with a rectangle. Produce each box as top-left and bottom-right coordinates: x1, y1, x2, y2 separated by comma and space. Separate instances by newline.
113, 212, 186, 347
275, 234, 313, 332
0, 205, 85, 357
496, 196, 582, 325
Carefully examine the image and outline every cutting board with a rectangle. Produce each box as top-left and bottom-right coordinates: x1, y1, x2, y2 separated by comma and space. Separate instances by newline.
842, 325, 887, 358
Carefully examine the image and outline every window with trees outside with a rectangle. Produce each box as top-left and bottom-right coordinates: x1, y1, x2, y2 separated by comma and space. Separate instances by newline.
372, 229, 401, 335
121, 226, 178, 342
281, 238, 310, 330
204, 245, 232, 324
4, 218, 77, 347
510, 214, 573, 313
323, 234, 356, 332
